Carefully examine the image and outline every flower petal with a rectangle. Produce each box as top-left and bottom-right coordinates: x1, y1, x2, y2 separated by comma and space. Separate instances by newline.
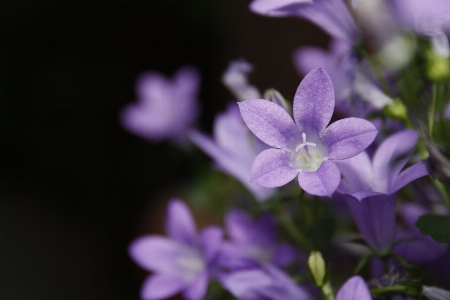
334, 151, 373, 194
336, 276, 371, 300
249, 0, 312, 17
297, 160, 341, 196
226, 210, 275, 245
238, 100, 299, 149
293, 68, 335, 132
183, 270, 209, 300
166, 199, 197, 245
372, 129, 418, 192
141, 274, 186, 300
345, 193, 397, 252
200, 226, 223, 264
250, 149, 298, 187
129, 236, 195, 274
391, 162, 429, 193
322, 117, 377, 160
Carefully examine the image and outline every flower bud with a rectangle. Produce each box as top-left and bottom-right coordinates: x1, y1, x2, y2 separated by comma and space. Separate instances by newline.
426, 49, 450, 81
308, 251, 326, 286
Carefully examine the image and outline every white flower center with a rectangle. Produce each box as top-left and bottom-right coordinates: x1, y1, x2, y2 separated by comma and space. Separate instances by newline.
289, 133, 325, 172
175, 249, 205, 283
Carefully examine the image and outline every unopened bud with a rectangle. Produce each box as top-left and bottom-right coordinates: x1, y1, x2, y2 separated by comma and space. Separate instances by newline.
264, 88, 291, 114
426, 49, 450, 81
308, 251, 326, 287
383, 98, 408, 121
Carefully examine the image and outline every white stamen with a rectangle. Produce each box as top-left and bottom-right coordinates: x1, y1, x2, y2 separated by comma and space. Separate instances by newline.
295, 133, 317, 152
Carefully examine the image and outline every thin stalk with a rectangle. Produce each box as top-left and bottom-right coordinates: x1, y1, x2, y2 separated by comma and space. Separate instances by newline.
279, 209, 310, 251
321, 281, 335, 300
428, 83, 438, 135
370, 285, 408, 295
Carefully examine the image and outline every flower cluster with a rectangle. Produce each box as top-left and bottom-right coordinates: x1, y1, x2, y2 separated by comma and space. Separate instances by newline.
122, 0, 450, 299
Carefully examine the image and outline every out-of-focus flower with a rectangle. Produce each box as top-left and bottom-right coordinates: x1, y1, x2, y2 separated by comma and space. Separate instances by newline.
128, 199, 222, 300
220, 264, 312, 300
392, 0, 450, 58
422, 286, 450, 300
238, 68, 377, 196
249, 0, 360, 44
394, 203, 448, 264
335, 129, 429, 252
294, 40, 392, 114
219, 210, 297, 269
189, 104, 274, 201
222, 60, 261, 101
120, 66, 200, 143
336, 276, 371, 300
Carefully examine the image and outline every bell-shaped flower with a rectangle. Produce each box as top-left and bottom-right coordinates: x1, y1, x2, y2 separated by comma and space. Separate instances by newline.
336, 276, 371, 300
220, 264, 312, 300
128, 199, 223, 300
238, 68, 377, 197
219, 210, 297, 269
249, 0, 360, 44
335, 129, 429, 252
189, 104, 274, 201
120, 66, 200, 143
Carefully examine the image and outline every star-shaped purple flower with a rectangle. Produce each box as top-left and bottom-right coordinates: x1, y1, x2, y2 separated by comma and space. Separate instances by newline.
238, 68, 378, 196
128, 199, 223, 300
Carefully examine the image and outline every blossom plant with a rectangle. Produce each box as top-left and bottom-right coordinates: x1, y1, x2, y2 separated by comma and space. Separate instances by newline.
122, 0, 450, 299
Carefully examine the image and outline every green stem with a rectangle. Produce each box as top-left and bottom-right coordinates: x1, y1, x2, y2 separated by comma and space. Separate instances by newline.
434, 179, 450, 208
279, 209, 310, 251
428, 83, 438, 135
359, 48, 392, 97
321, 281, 335, 300
370, 285, 408, 295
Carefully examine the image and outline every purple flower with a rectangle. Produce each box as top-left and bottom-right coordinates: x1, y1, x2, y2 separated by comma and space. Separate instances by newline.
220, 264, 312, 300
189, 104, 274, 201
249, 0, 360, 44
392, 0, 450, 57
128, 199, 223, 300
222, 60, 261, 101
238, 68, 378, 196
294, 40, 393, 113
336, 275, 371, 300
120, 66, 200, 143
220, 210, 297, 269
335, 129, 429, 252
394, 203, 448, 264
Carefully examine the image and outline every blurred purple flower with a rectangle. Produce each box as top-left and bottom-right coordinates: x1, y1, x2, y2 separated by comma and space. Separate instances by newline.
336, 275, 371, 300
238, 68, 377, 196
219, 210, 297, 269
128, 199, 222, 300
394, 203, 448, 264
392, 0, 450, 57
220, 264, 312, 300
250, 0, 360, 44
335, 129, 429, 252
120, 66, 200, 143
222, 60, 261, 101
189, 104, 274, 201
294, 40, 393, 114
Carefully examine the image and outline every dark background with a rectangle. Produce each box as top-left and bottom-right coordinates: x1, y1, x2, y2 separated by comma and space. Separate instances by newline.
0, 1, 327, 299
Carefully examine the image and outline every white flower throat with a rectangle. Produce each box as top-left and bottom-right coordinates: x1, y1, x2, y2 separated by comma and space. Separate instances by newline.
289, 133, 324, 172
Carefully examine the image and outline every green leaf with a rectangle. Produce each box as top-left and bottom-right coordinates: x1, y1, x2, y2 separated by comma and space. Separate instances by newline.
416, 214, 450, 244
